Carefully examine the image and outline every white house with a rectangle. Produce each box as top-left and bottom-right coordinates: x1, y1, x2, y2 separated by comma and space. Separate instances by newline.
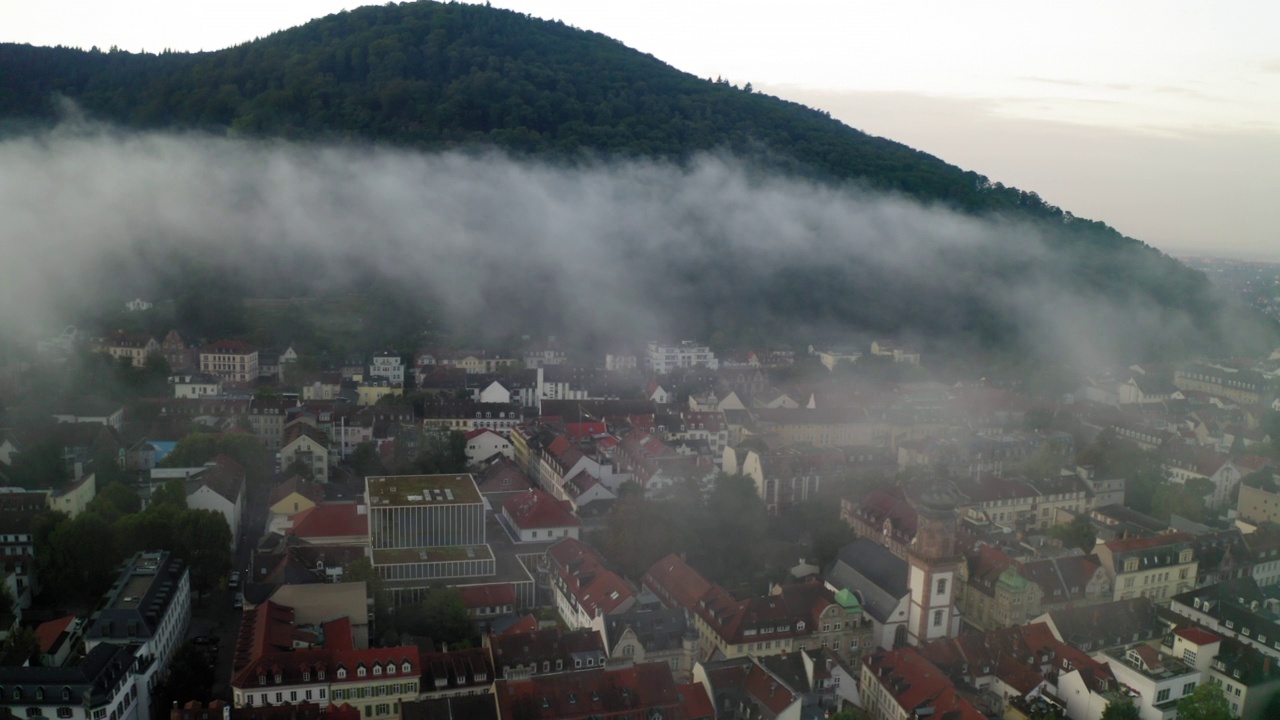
185, 461, 246, 550
169, 373, 223, 399
465, 428, 513, 465
477, 380, 512, 404
369, 351, 404, 385
1099, 645, 1201, 720
500, 488, 581, 544
645, 340, 718, 374
124, 298, 153, 312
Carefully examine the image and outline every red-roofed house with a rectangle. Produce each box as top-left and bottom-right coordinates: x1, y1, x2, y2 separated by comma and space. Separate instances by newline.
457, 584, 517, 622
861, 646, 985, 720
676, 682, 715, 720
546, 538, 635, 629
500, 488, 580, 543
493, 661, 680, 720
287, 504, 370, 546
35, 614, 78, 666
231, 599, 420, 720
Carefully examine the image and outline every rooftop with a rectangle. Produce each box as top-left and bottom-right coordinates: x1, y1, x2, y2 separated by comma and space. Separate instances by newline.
365, 474, 481, 506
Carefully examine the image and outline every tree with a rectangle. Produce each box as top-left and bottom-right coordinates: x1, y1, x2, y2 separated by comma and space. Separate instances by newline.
2, 625, 41, 666
418, 588, 477, 648
150, 478, 188, 510
1047, 514, 1097, 553
5, 439, 67, 489
45, 513, 123, 605
1100, 693, 1141, 720
173, 509, 233, 595
1175, 683, 1232, 720
151, 642, 215, 712
87, 481, 142, 523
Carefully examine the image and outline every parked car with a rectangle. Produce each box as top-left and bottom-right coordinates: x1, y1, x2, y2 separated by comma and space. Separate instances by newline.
192, 635, 219, 646
229, 571, 241, 588
233, 593, 244, 610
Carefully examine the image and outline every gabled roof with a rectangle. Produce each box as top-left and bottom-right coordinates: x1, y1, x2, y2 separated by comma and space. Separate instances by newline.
826, 539, 909, 623
269, 475, 327, 507
287, 504, 369, 540
35, 615, 75, 654
548, 538, 634, 617
502, 488, 580, 530
493, 661, 680, 720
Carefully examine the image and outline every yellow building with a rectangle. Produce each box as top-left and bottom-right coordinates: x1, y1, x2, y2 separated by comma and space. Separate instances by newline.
47, 473, 97, 518
356, 382, 402, 407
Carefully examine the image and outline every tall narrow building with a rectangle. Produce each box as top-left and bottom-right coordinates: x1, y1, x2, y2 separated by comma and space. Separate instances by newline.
906, 487, 961, 645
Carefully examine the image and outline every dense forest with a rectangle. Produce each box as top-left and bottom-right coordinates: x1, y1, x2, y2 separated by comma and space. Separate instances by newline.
0, 1, 1268, 358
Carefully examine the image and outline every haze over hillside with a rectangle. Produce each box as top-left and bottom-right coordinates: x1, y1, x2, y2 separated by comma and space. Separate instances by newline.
0, 1, 1271, 362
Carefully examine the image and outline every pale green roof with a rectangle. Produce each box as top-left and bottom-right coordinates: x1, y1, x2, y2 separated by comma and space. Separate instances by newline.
835, 587, 862, 611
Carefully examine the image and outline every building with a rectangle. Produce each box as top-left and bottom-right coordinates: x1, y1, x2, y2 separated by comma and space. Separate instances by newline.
499, 489, 580, 544
169, 373, 223, 399
200, 340, 260, 384
47, 473, 97, 518
597, 608, 697, 683
1099, 644, 1201, 720
419, 647, 493, 699
1094, 532, 1198, 603
645, 340, 719, 374
101, 332, 159, 368
368, 352, 404, 386
723, 445, 843, 515
1238, 470, 1280, 525
85, 550, 191, 715
0, 643, 144, 720
1168, 578, 1280, 659
492, 662, 681, 720
489, 626, 607, 679
280, 424, 332, 483
230, 601, 420, 719
185, 457, 246, 550
464, 428, 512, 466
860, 646, 984, 720
546, 538, 634, 630
1206, 637, 1280, 720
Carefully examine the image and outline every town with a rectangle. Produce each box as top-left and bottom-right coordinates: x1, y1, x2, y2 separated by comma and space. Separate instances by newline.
0, 317, 1278, 720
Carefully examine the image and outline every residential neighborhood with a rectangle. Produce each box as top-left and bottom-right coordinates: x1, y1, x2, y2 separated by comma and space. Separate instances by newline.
2, 325, 1280, 720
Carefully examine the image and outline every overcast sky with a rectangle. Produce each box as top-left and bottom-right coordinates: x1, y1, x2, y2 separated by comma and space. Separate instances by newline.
3, 0, 1277, 258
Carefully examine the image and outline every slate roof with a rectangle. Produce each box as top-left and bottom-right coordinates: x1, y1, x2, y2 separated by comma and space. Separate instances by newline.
85, 551, 186, 644
602, 608, 691, 654
826, 539, 908, 623
488, 626, 605, 677
1042, 597, 1162, 651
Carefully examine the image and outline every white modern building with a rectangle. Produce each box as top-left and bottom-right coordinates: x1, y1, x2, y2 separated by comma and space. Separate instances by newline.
645, 340, 719, 374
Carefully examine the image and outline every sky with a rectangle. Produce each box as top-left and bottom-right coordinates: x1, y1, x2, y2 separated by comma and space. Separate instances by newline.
2, 0, 1278, 258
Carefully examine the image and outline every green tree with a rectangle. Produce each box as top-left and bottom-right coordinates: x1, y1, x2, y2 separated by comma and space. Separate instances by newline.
1100, 693, 1141, 720
418, 588, 477, 648
87, 481, 142, 523
1175, 683, 1232, 720
149, 478, 188, 510
46, 513, 123, 605
174, 509, 233, 595
1047, 514, 1097, 553
6, 439, 67, 489
2, 625, 41, 666
151, 642, 215, 711
343, 557, 391, 633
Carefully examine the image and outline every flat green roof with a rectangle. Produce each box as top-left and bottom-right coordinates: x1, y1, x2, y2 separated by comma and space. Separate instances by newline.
365, 474, 481, 506
372, 544, 494, 565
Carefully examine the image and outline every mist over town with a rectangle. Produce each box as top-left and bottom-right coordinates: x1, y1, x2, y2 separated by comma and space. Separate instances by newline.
0, 3, 1278, 720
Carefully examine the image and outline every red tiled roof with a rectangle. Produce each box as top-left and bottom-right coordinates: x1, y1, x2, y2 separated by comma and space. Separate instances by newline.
35, 615, 75, 654
502, 488, 581, 530
548, 538, 634, 617
744, 663, 796, 714
1105, 531, 1193, 553
1174, 627, 1221, 645
457, 583, 516, 611
287, 504, 369, 540
494, 662, 679, 720
677, 682, 714, 720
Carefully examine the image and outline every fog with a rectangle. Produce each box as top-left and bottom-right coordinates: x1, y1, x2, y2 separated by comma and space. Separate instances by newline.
0, 125, 1255, 367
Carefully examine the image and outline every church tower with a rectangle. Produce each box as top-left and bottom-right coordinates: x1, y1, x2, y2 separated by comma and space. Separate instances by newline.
906, 485, 961, 645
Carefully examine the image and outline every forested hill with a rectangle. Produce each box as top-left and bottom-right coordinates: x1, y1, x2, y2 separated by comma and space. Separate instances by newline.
0, 1, 1267, 359
0, 1, 1126, 225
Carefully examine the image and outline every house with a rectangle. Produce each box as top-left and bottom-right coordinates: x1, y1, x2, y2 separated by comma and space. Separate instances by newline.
161, 330, 194, 371
1238, 468, 1280, 525
280, 423, 332, 483
270, 476, 327, 517
860, 646, 984, 720
1243, 524, 1280, 587
724, 444, 843, 515
869, 339, 920, 366
1094, 532, 1198, 602
200, 340, 260, 384
286, 503, 369, 546
0, 642, 142, 720
1206, 637, 1280, 719
488, 626, 607, 679
419, 647, 493, 699
1032, 597, 1164, 653
695, 657, 804, 720
123, 298, 152, 312
185, 456, 246, 550
100, 331, 159, 368
597, 608, 697, 683
169, 372, 224, 399
230, 600, 419, 719
51, 399, 125, 429
464, 428, 512, 466
546, 538, 634, 630
46, 472, 97, 518
1168, 577, 1280, 659
1099, 644, 1201, 720
35, 614, 79, 667
499, 488, 580, 544
368, 351, 404, 385
492, 661, 681, 719
645, 340, 719, 373
811, 345, 862, 371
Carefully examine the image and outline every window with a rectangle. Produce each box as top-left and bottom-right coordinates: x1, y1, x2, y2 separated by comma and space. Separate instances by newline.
337, 668, 347, 679
275, 693, 283, 704
57, 710, 73, 719
933, 610, 944, 627
290, 692, 297, 702
1183, 649, 1197, 664
936, 578, 948, 596
1156, 689, 1170, 703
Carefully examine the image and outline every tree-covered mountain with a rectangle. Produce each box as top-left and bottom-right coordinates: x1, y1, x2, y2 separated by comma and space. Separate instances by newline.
0, 1, 1268, 360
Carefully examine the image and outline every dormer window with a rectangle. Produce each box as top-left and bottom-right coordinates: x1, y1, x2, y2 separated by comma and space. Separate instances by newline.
274, 673, 282, 684
401, 662, 411, 674
357, 665, 367, 678
303, 672, 311, 682
373, 665, 382, 676
386, 664, 396, 675
337, 668, 347, 680
318, 669, 326, 681
259, 675, 267, 686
